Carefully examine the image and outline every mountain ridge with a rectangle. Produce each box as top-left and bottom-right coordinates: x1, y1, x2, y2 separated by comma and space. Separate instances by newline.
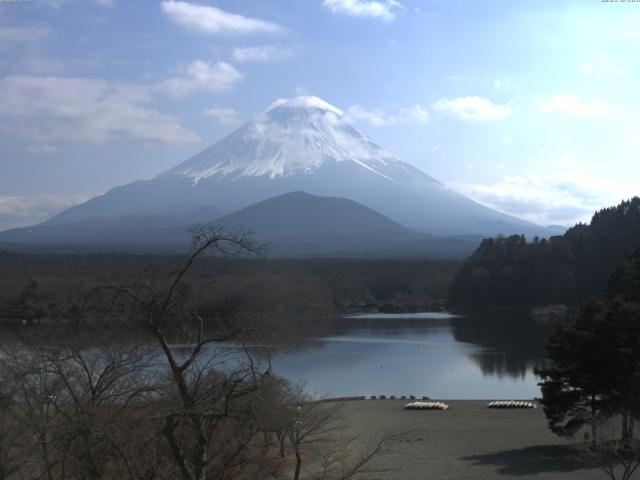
38, 96, 555, 237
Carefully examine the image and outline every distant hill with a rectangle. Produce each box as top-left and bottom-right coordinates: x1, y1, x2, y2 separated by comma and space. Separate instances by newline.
0, 191, 481, 258
213, 191, 481, 257
449, 197, 640, 308
216, 190, 414, 237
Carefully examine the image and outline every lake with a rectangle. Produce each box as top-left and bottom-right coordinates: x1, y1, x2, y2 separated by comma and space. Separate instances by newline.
270, 312, 552, 400
0, 311, 552, 400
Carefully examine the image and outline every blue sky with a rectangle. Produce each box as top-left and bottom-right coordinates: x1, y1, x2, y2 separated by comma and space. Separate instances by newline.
1, 0, 639, 230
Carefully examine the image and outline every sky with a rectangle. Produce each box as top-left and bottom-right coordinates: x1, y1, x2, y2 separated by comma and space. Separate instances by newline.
1, 0, 640, 230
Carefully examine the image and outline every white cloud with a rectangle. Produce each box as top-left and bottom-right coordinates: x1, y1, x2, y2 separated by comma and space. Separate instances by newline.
0, 75, 200, 144
0, 193, 96, 231
203, 107, 242, 126
161, 0, 283, 35
453, 170, 637, 226
539, 94, 608, 117
432, 96, 511, 121
322, 0, 402, 21
157, 60, 243, 98
0, 25, 51, 48
346, 104, 428, 126
232, 44, 295, 63
346, 105, 392, 126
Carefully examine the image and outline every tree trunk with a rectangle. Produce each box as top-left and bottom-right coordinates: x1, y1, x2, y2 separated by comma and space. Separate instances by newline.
293, 449, 302, 480
591, 395, 598, 446
192, 416, 208, 480
622, 409, 632, 446
164, 415, 194, 480
39, 431, 54, 480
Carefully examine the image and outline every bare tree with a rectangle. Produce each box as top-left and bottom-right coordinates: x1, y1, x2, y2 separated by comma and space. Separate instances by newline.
308, 430, 404, 480
1, 332, 162, 480
0, 391, 22, 480
45, 341, 159, 480
1, 347, 64, 480
285, 387, 405, 480
286, 391, 342, 480
105, 225, 268, 480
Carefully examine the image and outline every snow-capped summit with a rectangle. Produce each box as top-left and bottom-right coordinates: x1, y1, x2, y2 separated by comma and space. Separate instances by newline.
164, 96, 412, 184
43, 96, 543, 237
266, 96, 344, 115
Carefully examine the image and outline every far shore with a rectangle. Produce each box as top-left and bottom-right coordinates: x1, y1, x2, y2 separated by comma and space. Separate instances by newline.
334, 399, 602, 480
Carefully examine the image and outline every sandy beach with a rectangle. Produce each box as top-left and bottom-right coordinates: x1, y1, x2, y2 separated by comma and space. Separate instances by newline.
337, 400, 603, 480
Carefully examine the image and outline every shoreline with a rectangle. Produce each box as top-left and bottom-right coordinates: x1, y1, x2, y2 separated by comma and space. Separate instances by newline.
321, 395, 540, 402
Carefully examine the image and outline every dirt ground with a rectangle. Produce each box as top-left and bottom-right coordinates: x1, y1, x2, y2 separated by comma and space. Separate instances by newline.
336, 400, 605, 480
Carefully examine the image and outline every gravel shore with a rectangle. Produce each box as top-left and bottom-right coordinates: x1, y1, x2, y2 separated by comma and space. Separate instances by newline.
336, 400, 603, 480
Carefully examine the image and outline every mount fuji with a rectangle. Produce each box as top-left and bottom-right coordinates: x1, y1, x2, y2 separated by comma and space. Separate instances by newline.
0, 96, 560, 254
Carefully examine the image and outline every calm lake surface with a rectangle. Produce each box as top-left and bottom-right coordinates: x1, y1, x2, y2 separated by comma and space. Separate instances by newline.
270, 312, 551, 400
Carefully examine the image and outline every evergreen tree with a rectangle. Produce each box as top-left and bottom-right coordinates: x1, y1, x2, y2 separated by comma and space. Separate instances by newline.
537, 249, 640, 444
536, 302, 615, 442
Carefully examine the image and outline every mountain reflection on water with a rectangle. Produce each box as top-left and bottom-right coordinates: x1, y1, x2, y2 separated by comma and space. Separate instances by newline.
269, 312, 553, 399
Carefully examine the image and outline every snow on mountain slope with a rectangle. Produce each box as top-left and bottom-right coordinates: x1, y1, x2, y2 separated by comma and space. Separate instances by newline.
163, 96, 437, 189
44, 96, 545, 237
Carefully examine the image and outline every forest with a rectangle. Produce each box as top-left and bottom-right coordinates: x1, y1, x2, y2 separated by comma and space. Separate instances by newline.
449, 197, 640, 308
0, 247, 460, 333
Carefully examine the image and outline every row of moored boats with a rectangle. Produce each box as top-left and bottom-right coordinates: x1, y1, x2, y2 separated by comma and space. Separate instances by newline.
486, 400, 536, 409
404, 400, 537, 411
404, 402, 449, 410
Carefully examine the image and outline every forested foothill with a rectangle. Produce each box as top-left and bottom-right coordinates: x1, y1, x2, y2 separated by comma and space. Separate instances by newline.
0, 247, 460, 332
450, 197, 640, 309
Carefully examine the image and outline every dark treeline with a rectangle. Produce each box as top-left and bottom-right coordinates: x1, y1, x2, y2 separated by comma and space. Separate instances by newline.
0, 250, 460, 332
450, 197, 640, 308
